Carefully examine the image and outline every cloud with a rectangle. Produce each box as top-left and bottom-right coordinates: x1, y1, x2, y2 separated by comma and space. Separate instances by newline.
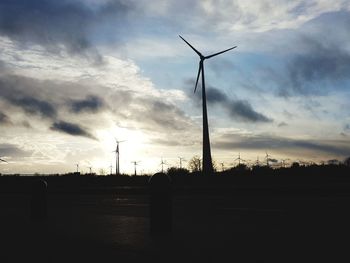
50, 121, 96, 140
0, 143, 32, 157
132, 98, 195, 132
278, 122, 288, 127
13, 97, 56, 119
227, 100, 272, 123
261, 11, 350, 97
287, 37, 350, 94
215, 133, 350, 156
0, 74, 57, 118
195, 85, 272, 123
0, 0, 132, 57
69, 95, 105, 113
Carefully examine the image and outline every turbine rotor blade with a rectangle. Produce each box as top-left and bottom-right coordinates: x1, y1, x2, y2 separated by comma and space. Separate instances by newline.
194, 61, 202, 93
0, 158, 8, 163
205, 46, 237, 59
179, 35, 203, 57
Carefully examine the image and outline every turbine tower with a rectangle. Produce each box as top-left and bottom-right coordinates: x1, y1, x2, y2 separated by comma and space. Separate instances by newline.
160, 158, 168, 173
178, 156, 185, 169
131, 161, 140, 176
114, 139, 126, 175
179, 35, 236, 175
234, 152, 245, 166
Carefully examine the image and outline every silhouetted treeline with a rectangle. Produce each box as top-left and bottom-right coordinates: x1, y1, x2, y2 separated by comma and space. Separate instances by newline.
1, 162, 350, 194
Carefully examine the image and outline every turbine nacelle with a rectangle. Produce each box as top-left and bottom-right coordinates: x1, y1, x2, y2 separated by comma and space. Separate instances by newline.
179, 35, 237, 93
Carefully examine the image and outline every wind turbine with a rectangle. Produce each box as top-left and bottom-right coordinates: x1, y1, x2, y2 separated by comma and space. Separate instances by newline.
87, 166, 92, 174
178, 156, 186, 169
76, 163, 79, 173
113, 139, 126, 175
109, 164, 113, 175
180, 35, 237, 175
131, 161, 140, 176
234, 152, 245, 166
160, 158, 168, 173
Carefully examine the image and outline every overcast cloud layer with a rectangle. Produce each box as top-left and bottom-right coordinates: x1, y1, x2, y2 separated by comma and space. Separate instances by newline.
1, 0, 350, 174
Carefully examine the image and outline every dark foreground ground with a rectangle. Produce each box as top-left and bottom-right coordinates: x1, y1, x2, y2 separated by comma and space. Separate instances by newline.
1, 175, 350, 262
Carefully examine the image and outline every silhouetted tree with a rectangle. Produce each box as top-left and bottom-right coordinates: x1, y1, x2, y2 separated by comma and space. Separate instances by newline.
327, 159, 340, 165
344, 157, 350, 167
291, 162, 300, 169
167, 167, 189, 176
188, 155, 201, 172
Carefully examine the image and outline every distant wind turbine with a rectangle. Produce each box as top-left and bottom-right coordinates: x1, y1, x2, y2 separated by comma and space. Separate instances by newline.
113, 139, 126, 175
131, 161, 140, 176
178, 156, 186, 169
234, 152, 245, 166
76, 163, 79, 173
109, 164, 113, 175
160, 158, 168, 173
179, 35, 237, 175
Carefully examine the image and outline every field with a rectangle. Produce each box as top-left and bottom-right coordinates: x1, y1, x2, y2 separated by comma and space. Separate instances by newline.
1, 174, 350, 262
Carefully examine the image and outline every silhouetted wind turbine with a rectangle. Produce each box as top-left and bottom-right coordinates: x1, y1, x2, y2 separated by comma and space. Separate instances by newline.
131, 161, 140, 176
87, 166, 92, 174
160, 158, 168, 173
180, 35, 236, 175
234, 152, 245, 166
178, 156, 186, 169
113, 139, 126, 175
76, 163, 79, 173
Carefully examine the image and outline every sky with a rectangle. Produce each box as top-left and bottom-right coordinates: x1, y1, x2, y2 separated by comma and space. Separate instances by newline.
1, 0, 350, 174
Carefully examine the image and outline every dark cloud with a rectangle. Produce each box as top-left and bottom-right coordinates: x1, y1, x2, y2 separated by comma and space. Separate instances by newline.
206, 88, 228, 103
13, 97, 56, 118
0, 75, 57, 118
268, 11, 350, 97
278, 122, 288, 127
0, 143, 31, 157
215, 134, 350, 156
69, 95, 105, 113
227, 99, 272, 123
0, 0, 132, 57
287, 38, 350, 94
140, 100, 192, 131
195, 85, 272, 123
50, 121, 95, 140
